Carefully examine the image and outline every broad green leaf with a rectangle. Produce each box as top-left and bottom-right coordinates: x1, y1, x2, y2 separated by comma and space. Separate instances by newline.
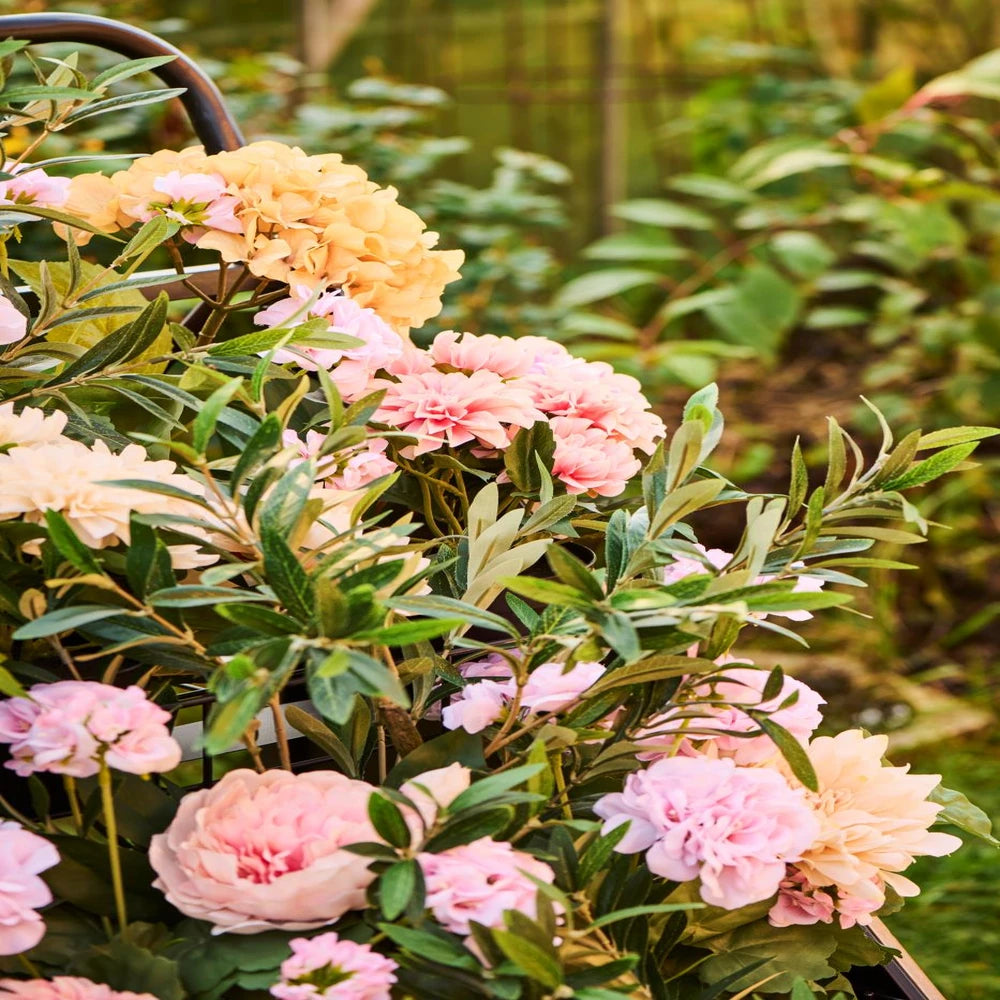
12, 605, 123, 640
612, 198, 715, 229
380, 859, 420, 920
368, 792, 411, 848
554, 268, 662, 309
881, 442, 978, 491
930, 783, 999, 846
492, 929, 562, 988
43, 509, 102, 574
752, 715, 818, 792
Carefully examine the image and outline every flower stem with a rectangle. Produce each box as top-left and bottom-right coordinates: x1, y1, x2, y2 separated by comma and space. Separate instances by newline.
17, 953, 42, 978
269, 695, 292, 771
98, 763, 128, 932
63, 776, 84, 832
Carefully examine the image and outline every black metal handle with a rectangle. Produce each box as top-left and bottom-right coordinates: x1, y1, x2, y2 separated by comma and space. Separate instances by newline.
0, 12, 244, 153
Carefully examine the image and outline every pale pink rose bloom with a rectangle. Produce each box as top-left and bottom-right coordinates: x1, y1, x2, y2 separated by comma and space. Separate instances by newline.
418, 837, 556, 936
271, 933, 397, 1000
790, 731, 962, 914
0, 295, 27, 346
256, 292, 403, 399
400, 763, 472, 833
551, 416, 640, 497
0, 403, 66, 446
768, 868, 836, 928
636, 665, 825, 765
0, 682, 180, 778
429, 330, 540, 378
0, 168, 70, 209
149, 768, 378, 934
519, 660, 606, 714
594, 755, 819, 910
0, 821, 59, 955
441, 679, 510, 734
0, 979, 157, 1000
374, 369, 542, 457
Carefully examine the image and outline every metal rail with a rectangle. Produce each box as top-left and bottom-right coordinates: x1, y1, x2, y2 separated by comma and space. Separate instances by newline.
0, 12, 244, 153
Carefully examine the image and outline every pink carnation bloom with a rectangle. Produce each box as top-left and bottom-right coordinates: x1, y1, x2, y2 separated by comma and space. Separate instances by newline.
551, 416, 641, 497
0, 168, 70, 209
271, 933, 397, 1000
0, 295, 27, 346
256, 291, 403, 399
374, 369, 542, 457
149, 768, 378, 934
418, 837, 556, 936
0, 981, 157, 1000
594, 755, 819, 910
0, 682, 180, 778
636, 665, 825, 765
0, 821, 59, 956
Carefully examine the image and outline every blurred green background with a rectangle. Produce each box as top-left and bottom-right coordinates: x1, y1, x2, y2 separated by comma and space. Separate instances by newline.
2, 0, 999, 993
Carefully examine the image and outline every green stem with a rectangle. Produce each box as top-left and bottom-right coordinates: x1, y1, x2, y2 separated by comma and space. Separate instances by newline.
98, 762, 128, 931
18, 953, 42, 978
63, 776, 84, 832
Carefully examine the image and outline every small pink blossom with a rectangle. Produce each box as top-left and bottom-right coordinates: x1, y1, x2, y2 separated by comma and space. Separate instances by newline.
374, 369, 542, 457
662, 545, 732, 584
418, 837, 556, 936
0, 821, 59, 956
328, 439, 396, 491
271, 933, 397, 1000
441, 679, 509, 734
0, 980, 158, 1000
551, 416, 640, 497
0, 295, 27, 346
0, 682, 181, 778
0, 168, 70, 209
768, 869, 836, 928
594, 755, 819, 910
519, 660, 606, 713
400, 763, 472, 832
149, 768, 377, 933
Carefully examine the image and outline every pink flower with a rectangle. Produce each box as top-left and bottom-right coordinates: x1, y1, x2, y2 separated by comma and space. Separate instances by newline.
662, 545, 732, 584
148, 768, 377, 933
418, 837, 556, 936
0, 822, 59, 956
636, 664, 825, 765
271, 933, 397, 1000
400, 763, 472, 832
594, 756, 819, 910
329, 439, 396, 491
429, 330, 540, 378
0, 168, 70, 209
551, 416, 640, 497
0, 295, 27, 346
0, 682, 180, 778
768, 869, 836, 928
0, 981, 157, 1000
374, 369, 542, 457
0, 403, 66, 445
256, 292, 403, 399
441, 679, 509, 734
519, 660, 606, 713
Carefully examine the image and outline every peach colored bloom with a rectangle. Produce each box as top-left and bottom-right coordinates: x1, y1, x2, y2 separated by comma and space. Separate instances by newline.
149, 768, 378, 934
0, 403, 66, 445
271, 933, 397, 1000
0, 821, 59, 956
0, 980, 157, 1000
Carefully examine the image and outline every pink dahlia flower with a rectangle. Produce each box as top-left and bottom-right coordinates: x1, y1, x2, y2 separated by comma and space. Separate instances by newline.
281, 430, 395, 489
0, 295, 26, 346
0, 682, 180, 778
551, 416, 641, 497
0, 168, 70, 210
374, 369, 542, 457
0, 821, 59, 955
418, 837, 556, 936
636, 664, 825, 765
148, 768, 377, 933
594, 755, 819, 910
0, 980, 157, 1000
271, 933, 397, 1000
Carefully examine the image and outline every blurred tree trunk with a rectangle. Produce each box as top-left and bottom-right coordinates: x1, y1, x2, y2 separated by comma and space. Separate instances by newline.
802, 0, 850, 77
598, 0, 626, 234
297, 0, 380, 75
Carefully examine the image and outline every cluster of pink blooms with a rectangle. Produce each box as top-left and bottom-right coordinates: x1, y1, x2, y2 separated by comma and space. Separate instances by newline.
441, 656, 606, 734
0, 167, 70, 211
271, 933, 398, 1000
0, 981, 155, 1000
663, 544, 826, 621
0, 822, 59, 956
282, 428, 396, 493
0, 681, 181, 778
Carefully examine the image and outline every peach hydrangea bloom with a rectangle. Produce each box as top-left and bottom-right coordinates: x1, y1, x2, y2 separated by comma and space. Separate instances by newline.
0, 821, 59, 956
0, 402, 67, 445
0, 438, 216, 568
0, 980, 157, 1000
149, 768, 379, 934
784, 730, 961, 917
271, 933, 397, 1000
62, 142, 463, 331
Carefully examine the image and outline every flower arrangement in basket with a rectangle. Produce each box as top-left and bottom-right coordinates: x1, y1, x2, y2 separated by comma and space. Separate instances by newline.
0, 38, 995, 1000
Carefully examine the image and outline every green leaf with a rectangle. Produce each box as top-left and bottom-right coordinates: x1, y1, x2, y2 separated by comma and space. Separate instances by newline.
61, 87, 186, 125
0, 84, 96, 104
881, 442, 978, 491
260, 527, 314, 622
588, 654, 714, 694
590, 902, 703, 928
387, 729, 486, 787
191, 377, 244, 454
115, 216, 178, 267
448, 764, 545, 814
13, 605, 123, 640
377, 924, 478, 969
90, 54, 176, 90
380, 858, 421, 920
554, 268, 662, 309
125, 516, 174, 599
612, 198, 715, 229
230, 413, 282, 490
423, 805, 515, 852
147, 586, 274, 609
492, 929, 562, 988
43, 509, 102, 574
355, 618, 464, 645
283, 705, 357, 776
387, 595, 519, 636
0, 663, 27, 698
368, 792, 411, 848
930, 783, 999, 846
752, 715, 818, 792
915, 426, 1000, 451
547, 545, 604, 601
71, 929, 184, 1000
502, 576, 591, 608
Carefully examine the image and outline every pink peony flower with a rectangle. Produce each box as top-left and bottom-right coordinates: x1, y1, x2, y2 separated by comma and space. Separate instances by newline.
0, 295, 27, 346
429, 330, 541, 378
271, 933, 397, 1000
0, 982, 156, 1000
0, 821, 59, 955
594, 755, 819, 910
518, 660, 606, 713
441, 679, 509, 734
374, 369, 542, 457
767, 868, 836, 928
0, 682, 180, 778
0, 403, 66, 445
256, 291, 403, 399
148, 768, 378, 933
636, 664, 825, 765
329, 439, 396, 491
551, 416, 641, 497
0, 168, 70, 209
418, 837, 556, 936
